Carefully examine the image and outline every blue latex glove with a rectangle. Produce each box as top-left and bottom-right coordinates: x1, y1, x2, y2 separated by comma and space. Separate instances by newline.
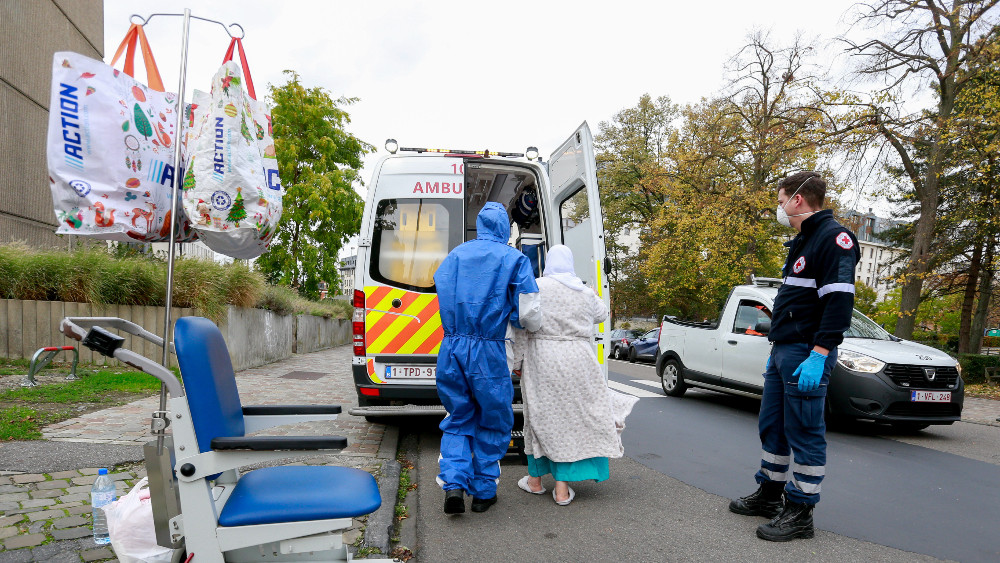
793, 351, 827, 392
765, 356, 772, 373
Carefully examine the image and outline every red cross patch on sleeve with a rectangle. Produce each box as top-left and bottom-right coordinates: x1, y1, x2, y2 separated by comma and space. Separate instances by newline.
836, 232, 854, 249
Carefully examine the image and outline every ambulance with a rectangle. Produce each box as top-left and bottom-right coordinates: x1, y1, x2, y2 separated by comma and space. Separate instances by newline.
349, 123, 610, 419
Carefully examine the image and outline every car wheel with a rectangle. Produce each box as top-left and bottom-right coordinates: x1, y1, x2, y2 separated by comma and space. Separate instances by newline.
660, 358, 688, 397
613, 346, 623, 360
628, 348, 637, 363
890, 422, 930, 432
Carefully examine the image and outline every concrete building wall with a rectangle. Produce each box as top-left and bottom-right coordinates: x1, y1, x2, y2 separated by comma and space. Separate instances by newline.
0, 1, 103, 248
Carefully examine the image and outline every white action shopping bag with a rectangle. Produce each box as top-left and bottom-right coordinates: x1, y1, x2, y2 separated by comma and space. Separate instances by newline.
47, 24, 187, 243
182, 38, 281, 259
102, 477, 173, 563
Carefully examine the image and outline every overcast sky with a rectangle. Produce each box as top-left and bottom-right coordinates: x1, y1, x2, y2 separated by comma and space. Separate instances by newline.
103, 0, 883, 253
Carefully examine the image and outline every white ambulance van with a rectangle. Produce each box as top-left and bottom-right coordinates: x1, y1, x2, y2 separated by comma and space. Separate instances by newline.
349, 123, 610, 419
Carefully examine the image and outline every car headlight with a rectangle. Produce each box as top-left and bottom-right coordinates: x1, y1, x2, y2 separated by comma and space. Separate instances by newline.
955, 361, 962, 376
837, 350, 885, 373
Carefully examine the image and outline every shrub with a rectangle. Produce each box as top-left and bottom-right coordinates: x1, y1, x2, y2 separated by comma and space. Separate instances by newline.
958, 354, 1000, 385
225, 263, 265, 308
257, 285, 297, 316
171, 258, 228, 321
0, 244, 342, 321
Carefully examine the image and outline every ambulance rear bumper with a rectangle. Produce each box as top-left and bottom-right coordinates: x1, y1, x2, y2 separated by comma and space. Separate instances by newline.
351, 364, 524, 416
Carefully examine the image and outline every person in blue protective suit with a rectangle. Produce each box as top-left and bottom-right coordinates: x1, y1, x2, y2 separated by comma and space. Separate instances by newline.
728, 171, 860, 542
434, 202, 542, 514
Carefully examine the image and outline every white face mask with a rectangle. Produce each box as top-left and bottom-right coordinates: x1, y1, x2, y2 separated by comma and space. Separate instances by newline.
776, 179, 817, 227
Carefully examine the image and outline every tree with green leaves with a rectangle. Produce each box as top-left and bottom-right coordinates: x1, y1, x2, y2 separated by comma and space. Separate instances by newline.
595, 94, 678, 322
641, 33, 835, 319
256, 71, 373, 299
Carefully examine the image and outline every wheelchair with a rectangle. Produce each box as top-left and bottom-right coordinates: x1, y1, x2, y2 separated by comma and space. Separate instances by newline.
60, 315, 396, 562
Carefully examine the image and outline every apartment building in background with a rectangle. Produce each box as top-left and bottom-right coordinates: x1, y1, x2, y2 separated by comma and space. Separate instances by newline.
339, 255, 357, 296
842, 209, 908, 301
2, 1, 103, 249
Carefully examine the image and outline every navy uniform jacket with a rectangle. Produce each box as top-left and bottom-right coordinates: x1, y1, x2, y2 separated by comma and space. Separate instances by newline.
769, 209, 861, 351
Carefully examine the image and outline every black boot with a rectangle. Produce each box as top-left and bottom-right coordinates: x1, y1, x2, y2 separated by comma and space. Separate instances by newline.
729, 481, 784, 518
444, 489, 465, 514
470, 495, 497, 513
756, 499, 814, 541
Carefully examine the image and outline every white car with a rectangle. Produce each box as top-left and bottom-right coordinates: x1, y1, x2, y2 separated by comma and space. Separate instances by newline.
656, 280, 964, 430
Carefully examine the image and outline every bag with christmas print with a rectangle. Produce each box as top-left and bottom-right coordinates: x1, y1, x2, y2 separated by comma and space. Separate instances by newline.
181, 38, 281, 259
47, 24, 194, 243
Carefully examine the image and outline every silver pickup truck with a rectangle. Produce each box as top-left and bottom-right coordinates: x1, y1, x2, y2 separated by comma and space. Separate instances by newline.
655, 279, 964, 430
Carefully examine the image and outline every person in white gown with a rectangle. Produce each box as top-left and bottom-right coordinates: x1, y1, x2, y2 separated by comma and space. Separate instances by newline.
511, 245, 638, 505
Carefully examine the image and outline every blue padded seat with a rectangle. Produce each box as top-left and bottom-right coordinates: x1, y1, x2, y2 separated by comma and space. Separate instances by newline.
218, 466, 382, 527
174, 317, 245, 454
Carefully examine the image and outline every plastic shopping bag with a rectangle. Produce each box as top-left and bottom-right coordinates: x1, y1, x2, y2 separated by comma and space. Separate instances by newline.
103, 477, 173, 563
47, 24, 186, 243
182, 38, 282, 259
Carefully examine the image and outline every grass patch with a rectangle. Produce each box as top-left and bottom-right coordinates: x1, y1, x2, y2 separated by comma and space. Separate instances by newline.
0, 406, 61, 440
0, 363, 161, 440
0, 370, 161, 403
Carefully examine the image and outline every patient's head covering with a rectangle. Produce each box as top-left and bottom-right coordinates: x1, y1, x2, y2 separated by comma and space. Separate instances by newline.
542, 245, 586, 291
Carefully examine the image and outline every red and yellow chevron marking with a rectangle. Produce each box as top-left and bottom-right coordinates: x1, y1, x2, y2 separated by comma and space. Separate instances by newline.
366, 358, 385, 383
365, 286, 443, 355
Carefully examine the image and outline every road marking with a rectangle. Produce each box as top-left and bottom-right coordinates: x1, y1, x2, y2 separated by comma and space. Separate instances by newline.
630, 379, 662, 389
607, 380, 662, 398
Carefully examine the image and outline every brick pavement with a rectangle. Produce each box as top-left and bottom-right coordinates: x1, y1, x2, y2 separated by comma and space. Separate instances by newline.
2, 345, 394, 562
959, 396, 1000, 426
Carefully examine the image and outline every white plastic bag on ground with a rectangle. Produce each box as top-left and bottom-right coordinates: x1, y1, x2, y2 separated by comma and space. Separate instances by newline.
181, 38, 281, 259
103, 477, 173, 563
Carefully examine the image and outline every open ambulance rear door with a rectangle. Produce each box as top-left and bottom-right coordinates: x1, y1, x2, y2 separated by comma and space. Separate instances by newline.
545, 122, 611, 379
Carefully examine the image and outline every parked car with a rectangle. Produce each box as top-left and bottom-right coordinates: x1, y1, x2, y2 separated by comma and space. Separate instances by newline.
628, 328, 661, 364
655, 280, 964, 430
610, 328, 642, 360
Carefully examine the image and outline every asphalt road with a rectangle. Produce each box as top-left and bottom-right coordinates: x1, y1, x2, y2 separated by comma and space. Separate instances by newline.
407, 360, 999, 562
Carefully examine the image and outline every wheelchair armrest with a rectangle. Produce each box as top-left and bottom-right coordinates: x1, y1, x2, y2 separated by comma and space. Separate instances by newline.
241, 405, 342, 433
242, 405, 342, 416
210, 436, 348, 451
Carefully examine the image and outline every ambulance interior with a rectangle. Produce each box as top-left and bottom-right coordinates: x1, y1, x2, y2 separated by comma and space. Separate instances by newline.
464, 161, 547, 277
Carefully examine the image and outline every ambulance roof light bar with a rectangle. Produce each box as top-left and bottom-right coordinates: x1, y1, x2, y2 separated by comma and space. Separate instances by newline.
385, 139, 525, 158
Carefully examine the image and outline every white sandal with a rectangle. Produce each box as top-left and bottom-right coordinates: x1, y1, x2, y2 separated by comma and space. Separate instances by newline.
553, 486, 575, 506
518, 475, 546, 494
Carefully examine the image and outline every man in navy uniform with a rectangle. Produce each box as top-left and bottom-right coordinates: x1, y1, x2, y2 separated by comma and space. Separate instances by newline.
729, 171, 860, 541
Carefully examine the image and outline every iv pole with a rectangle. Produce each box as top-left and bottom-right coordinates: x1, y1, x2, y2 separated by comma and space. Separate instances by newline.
128, 10, 246, 453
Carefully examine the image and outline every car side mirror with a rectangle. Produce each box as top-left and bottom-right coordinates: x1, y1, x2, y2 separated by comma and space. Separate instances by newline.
755, 321, 770, 335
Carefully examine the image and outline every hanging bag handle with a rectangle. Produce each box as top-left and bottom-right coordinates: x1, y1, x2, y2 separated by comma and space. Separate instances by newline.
222, 37, 257, 100
110, 23, 165, 92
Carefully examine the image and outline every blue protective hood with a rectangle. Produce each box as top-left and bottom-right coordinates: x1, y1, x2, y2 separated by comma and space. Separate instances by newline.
476, 202, 510, 243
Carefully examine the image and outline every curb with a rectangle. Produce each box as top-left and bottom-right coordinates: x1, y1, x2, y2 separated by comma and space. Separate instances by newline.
360, 424, 401, 558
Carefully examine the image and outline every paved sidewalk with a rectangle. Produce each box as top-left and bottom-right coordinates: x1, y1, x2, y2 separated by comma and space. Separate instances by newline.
1, 345, 397, 562
961, 396, 1000, 426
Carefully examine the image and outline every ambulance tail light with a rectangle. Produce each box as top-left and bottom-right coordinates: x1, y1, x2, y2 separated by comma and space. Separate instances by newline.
353, 290, 366, 356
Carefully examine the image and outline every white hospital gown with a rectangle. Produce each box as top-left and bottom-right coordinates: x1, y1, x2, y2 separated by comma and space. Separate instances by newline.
513, 277, 638, 463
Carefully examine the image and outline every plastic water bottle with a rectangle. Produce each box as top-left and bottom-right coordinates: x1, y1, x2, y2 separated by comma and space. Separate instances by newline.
91, 468, 115, 545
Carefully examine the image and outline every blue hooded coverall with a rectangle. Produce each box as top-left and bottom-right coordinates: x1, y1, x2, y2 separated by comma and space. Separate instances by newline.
434, 202, 541, 499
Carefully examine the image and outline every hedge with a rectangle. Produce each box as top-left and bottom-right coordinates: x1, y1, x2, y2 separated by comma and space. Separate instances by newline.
0, 244, 349, 322
957, 354, 1000, 385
